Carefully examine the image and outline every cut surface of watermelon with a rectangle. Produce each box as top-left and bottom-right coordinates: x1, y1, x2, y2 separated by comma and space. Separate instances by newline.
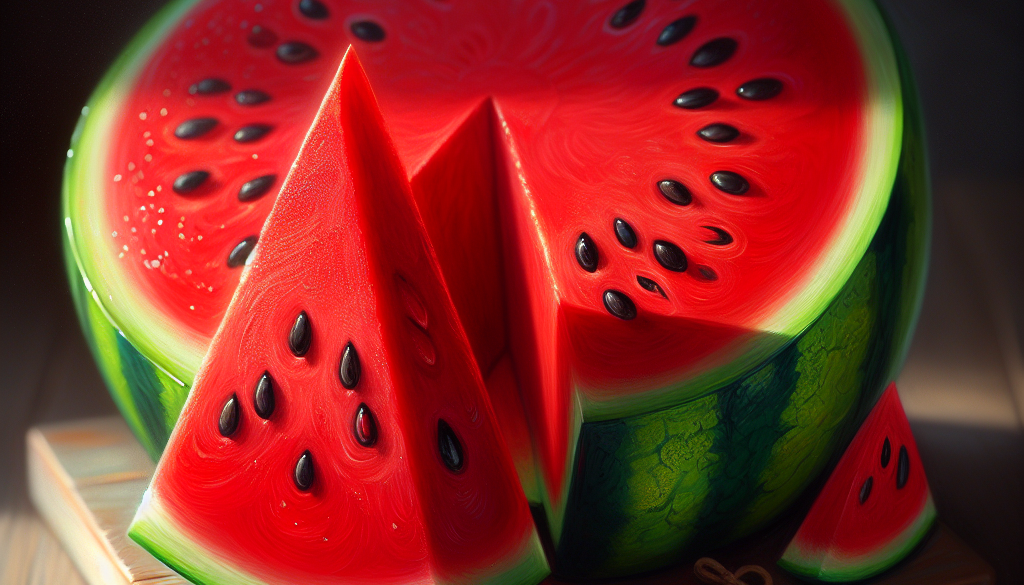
778, 383, 936, 582
63, 0, 930, 577
129, 51, 548, 585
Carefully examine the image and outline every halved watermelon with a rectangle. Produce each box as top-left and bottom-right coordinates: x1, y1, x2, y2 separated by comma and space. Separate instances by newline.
64, 0, 931, 577
129, 52, 548, 585
779, 383, 936, 582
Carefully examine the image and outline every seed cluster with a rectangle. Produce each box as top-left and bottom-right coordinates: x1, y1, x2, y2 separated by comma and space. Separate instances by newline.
213, 309, 383, 490
169, 1, 388, 269
214, 291, 469, 489
858, 436, 913, 505
569, 3, 790, 319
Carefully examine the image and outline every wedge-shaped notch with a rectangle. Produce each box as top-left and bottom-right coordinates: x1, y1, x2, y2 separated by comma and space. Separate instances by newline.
129, 49, 548, 585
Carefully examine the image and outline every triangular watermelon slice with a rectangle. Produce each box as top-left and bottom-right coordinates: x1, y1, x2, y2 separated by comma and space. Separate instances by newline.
128, 49, 549, 585
778, 383, 936, 582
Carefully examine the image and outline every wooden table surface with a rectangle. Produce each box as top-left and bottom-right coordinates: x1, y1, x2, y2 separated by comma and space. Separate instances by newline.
2, 178, 1021, 584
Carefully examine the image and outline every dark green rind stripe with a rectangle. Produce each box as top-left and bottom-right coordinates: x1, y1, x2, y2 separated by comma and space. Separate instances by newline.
879, 19, 931, 390
115, 334, 175, 451
555, 247, 881, 577
554, 53, 928, 576
63, 262, 187, 460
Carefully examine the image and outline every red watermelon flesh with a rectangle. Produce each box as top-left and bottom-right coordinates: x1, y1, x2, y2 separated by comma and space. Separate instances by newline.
69, 0, 905, 543
129, 51, 548, 585
779, 383, 936, 582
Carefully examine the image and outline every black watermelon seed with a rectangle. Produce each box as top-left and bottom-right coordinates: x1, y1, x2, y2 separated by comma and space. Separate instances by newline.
653, 240, 687, 272
189, 78, 231, 95
173, 170, 210, 194
697, 123, 740, 143
698, 266, 718, 281
351, 20, 386, 42
710, 171, 749, 195
253, 372, 275, 419
339, 342, 361, 389
227, 236, 258, 268
233, 124, 272, 143
881, 437, 892, 468
603, 290, 637, 320
238, 175, 276, 202
174, 117, 218, 140
702, 226, 733, 245
859, 476, 873, 504
658, 179, 692, 205
614, 218, 637, 248
248, 25, 278, 48
235, 89, 271, 106
354, 403, 377, 447
575, 232, 599, 273
438, 419, 465, 472
277, 41, 318, 64
636, 276, 667, 298
690, 37, 738, 68
298, 0, 328, 20
737, 78, 783, 101
657, 15, 696, 46
294, 450, 314, 490
289, 311, 312, 357
896, 445, 910, 489
673, 87, 719, 109
218, 394, 240, 437
609, 0, 645, 29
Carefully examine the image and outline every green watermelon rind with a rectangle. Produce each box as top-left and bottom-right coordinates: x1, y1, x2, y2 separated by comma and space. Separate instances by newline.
62, 0, 201, 457
777, 496, 936, 582
130, 488, 551, 585
61, 260, 183, 460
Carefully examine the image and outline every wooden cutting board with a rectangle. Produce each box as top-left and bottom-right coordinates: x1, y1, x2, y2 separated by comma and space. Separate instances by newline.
27, 417, 994, 585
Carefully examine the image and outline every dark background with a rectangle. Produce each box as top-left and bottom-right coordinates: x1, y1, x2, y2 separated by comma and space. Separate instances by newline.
1, 0, 1021, 583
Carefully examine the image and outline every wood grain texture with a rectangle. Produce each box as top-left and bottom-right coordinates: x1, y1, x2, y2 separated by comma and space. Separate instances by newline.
26, 417, 183, 585
26, 416, 993, 585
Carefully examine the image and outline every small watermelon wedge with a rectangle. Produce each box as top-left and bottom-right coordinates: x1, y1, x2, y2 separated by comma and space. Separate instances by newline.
128, 51, 548, 585
779, 383, 936, 582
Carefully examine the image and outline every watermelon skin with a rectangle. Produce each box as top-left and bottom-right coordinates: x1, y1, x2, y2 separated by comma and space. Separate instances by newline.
778, 384, 936, 582
61, 0, 930, 578
63, 225, 186, 460
554, 35, 929, 577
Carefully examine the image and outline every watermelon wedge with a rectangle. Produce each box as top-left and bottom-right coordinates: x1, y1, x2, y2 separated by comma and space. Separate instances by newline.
63, 0, 931, 577
129, 51, 549, 585
779, 383, 936, 582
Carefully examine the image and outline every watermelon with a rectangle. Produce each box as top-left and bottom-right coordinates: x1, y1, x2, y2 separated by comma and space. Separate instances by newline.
62, 0, 931, 577
129, 52, 549, 585
779, 383, 936, 582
